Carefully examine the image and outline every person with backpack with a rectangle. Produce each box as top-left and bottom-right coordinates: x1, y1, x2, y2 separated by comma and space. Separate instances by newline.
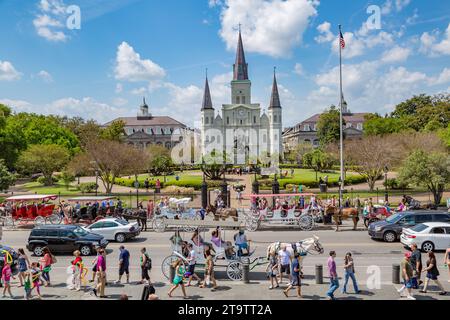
140, 247, 152, 285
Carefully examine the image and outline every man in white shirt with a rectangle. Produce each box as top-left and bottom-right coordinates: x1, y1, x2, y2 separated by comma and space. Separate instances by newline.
186, 243, 201, 286
278, 246, 292, 283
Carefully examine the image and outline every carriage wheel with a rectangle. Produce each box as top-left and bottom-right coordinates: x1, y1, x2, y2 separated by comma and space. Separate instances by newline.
226, 261, 243, 281
47, 214, 62, 225
161, 254, 180, 280
251, 209, 260, 218
299, 215, 314, 231
152, 218, 166, 233
34, 216, 45, 226
245, 217, 259, 232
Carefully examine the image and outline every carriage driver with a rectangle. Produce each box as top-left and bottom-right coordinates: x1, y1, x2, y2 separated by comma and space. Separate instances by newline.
234, 229, 250, 256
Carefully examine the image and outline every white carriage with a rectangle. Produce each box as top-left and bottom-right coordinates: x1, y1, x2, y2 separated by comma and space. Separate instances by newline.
152, 198, 202, 233
242, 193, 316, 232
161, 220, 266, 281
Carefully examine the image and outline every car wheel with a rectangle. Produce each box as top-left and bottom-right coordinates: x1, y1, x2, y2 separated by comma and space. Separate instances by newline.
115, 233, 126, 243
80, 245, 92, 256
383, 231, 397, 243
421, 241, 435, 253
33, 245, 44, 257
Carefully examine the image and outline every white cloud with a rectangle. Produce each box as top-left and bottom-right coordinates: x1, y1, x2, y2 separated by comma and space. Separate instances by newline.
33, 1, 69, 42
381, 46, 411, 63
1, 97, 131, 123
130, 87, 148, 96
112, 97, 128, 107
314, 22, 334, 43
316, 21, 395, 59
429, 68, 450, 85
218, 0, 319, 58
381, 0, 411, 14
293, 63, 304, 76
114, 42, 166, 82
419, 23, 450, 57
0, 61, 22, 81
37, 70, 53, 82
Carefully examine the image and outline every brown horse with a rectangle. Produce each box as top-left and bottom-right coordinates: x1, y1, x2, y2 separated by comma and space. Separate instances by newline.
324, 206, 359, 232
206, 205, 239, 222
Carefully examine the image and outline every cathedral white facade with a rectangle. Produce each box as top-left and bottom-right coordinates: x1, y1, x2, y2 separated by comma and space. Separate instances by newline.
200, 31, 283, 165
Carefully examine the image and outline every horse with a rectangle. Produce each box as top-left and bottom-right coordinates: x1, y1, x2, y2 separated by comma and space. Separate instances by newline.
324, 205, 359, 232
266, 236, 324, 275
206, 205, 239, 222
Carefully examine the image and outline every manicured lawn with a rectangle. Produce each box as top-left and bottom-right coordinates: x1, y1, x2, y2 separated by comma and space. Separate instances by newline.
22, 181, 81, 196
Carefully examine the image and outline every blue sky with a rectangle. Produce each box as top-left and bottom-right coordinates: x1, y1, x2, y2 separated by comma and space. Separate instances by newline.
0, 0, 449, 128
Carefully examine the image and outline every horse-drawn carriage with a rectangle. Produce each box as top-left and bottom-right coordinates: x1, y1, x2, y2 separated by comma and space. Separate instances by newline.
240, 194, 316, 232
1, 195, 61, 227
64, 196, 117, 225
161, 220, 267, 281
152, 198, 202, 232
363, 205, 393, 227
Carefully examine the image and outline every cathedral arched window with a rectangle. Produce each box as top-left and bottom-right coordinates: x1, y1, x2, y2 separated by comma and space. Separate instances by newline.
227, 117, 230, 125
274, 115, 277, 123
242, 96, 246, 104
236, 97, 240, 104
205, 117, 209, 125
254, 116, 256, 124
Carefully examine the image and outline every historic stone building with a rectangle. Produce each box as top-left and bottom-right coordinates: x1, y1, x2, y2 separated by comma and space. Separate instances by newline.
282, 102, 370, 153
200, 30, 283, 165
104, 98, 188, 149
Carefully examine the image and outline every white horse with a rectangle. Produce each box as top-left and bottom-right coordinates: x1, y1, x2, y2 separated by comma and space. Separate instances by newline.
266, 236, 324, 269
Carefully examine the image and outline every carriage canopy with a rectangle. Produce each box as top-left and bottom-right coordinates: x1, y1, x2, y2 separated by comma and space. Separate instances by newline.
6, 194, 58, 202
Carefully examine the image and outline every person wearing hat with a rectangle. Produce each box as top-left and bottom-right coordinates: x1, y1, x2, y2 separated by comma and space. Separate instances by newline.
397, 251, 416, 300
283, 253, 302, 298
234, 229, 250, 256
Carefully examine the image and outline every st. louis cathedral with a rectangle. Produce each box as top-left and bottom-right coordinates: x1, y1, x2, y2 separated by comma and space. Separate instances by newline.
200, 30, 283, 165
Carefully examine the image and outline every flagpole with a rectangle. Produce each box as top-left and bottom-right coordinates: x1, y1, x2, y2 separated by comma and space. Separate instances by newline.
338, 24, 344, 209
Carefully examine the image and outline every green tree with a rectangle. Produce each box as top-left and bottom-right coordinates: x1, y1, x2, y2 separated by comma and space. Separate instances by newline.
100, 120, 126, 142
438, 124, 450, 148
364, 115, 409, 136
60, 170, 76, 190
0, 159, 16, 192
317, 105, 346, 146
201, 150, 232, 180
0, 113, 80, 169
303, 149, 334, 181
17, 144, 70, 186
399, 150, 450, 205
392, 94, 433, 118
150, 156, 173, 181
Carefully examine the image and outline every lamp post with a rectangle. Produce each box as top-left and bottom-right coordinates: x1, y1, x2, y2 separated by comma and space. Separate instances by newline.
252, 161, 260, 195
201, 158, 208, 209
134, 174, 139, 208
384, 166, 389, 203
221, 163, 228, 208
272, 173, 280, 208
338, 176, 342, 208
95, 170, 99, 196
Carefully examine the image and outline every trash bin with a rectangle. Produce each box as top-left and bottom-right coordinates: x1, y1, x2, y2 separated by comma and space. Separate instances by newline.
315, 264, 323, 284
392, 264, 400, 284
242, 258, 250, 284
319, 184, 328, 193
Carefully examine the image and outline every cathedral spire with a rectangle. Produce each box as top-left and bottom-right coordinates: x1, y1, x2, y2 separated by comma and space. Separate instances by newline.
201, 71, 214, 110
233, 27, 249, 81
269, 67, 281, 109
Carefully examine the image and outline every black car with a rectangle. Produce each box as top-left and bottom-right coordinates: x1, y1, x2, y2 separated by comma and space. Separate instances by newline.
26, 225, 108, 256
0, 245, 19, 276
368, 211, 450, 242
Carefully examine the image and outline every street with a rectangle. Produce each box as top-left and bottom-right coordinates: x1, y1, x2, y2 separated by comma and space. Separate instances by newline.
1, 221, 449, 300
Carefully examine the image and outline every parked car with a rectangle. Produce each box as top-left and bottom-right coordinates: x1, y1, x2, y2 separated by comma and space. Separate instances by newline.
0, 245, 19, 275
368, 211, 450, 243
83, 218, 141, 243
26, 225, 108, 256
401, 222, 450, 252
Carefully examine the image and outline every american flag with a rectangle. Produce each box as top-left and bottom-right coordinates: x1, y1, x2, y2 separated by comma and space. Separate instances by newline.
340, 31, 346, 49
